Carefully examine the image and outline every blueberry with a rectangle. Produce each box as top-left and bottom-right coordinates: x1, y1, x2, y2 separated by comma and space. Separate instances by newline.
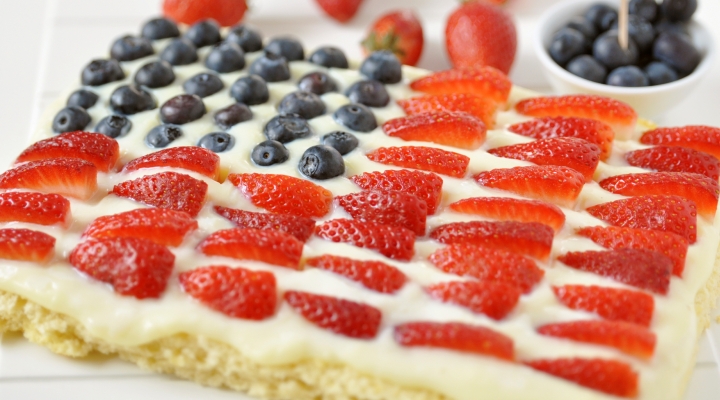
607, 66, 649, 87
593, 30, 639, 70
644, 61, 679, 85
249, 52, 290, 82
566, 16, 598, 40
299, 145, 345, 180
585, 4, 616, 30
265, 37, 304, 61
198, 132, 235, 153
205, 42, 245, 73
81, 59, 125, 86
110, 85, 156, 115
653, 31, 700, 75
298, 71, 338, 95
95, 115, 132, 138
321, 131, 358, 155
230, 75, 269, 105
264, 115, 312, 143
252, 140, 290, 166
360, 51, 402, 84
141, 17, 180, 40
184, 19, 221, 48
566, 55, 607, 83
160, 94, 206, 125
278, 91, 326, 119
134, 60, 175, 88
345, 80, 390, 108
67, 89, 99, 110
333, 104, 377, 132
654, 19, 690, 37
661, 0, 697, 22
110, 35, 154, 62
599, 10, 618, 31
52, 106, 91, 133
612, 15, 655, 53
145, 125, 183, 148
226, 25, 263, 52
309, 46, 349, 68
214, 103, 253, 129
160, 38, 198, 66
183, 72, 224, 98
629, 0, 658, 23
549, 28, 588, 66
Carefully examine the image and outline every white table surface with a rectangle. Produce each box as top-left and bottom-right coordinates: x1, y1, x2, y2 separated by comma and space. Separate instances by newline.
0, 0, 719, 399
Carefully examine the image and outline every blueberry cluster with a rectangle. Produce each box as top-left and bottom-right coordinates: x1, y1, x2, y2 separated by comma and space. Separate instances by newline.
549, 0, 700, 87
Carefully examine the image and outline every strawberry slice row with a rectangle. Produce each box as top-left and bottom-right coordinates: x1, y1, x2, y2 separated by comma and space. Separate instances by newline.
315, 219, 415, 261
351, 169, 443, 215
409, 66, 513, 108
82, 208, 198, 247
640, 125, 720, 160
426, 280, 521, 320
198, 228, 304, 269
122, 146, 221, 181
112, 172, 208, 217
306, 255, 407, 294
449, 197, 565, 233
553, 285, 655, 327
0, 192, 70, 227
0, 158, 98, 200
214, 206, 316, 242
398, 93, 498, 128
0, 228, 55, 264
626, 146, 720, 181
366, 146, 470, 178
525, 358, 638, 398
383, 111, 487, 150
538, 320, 656, 360
335, 190, 427, 236
16, 131, 119, 173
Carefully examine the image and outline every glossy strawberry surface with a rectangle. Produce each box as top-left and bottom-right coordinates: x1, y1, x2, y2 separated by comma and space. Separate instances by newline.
553, 285, 655, 327
351, 169, 443, 215
0, 192, 70, 227
383, 111, 486, 150
306, 255, 407, 294
0, 228, 55, 264
284, 291, 381, 339
82, 208, 198, 247
394, 321, 514, 360
508, 117, 614, 161
122, 146, 221, 180
229, 173, 332, 219
335, 190, 427, 236
366, 146, 470, 178
409, 67, 512, 107
214, 206, 315, 242
315, 219, 415, 261
112, 172, 207, 217
526, 358, 638, 398
198, 228, 303, 269
449, 197, 565, 232
475, 165, 586, 208
16, 131, 119, 172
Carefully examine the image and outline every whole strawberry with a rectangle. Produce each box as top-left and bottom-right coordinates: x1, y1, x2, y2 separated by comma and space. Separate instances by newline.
362, 10, 424, 66
445, 1, 517, 74
315, 0, 364, 23
163, 0, 247, 27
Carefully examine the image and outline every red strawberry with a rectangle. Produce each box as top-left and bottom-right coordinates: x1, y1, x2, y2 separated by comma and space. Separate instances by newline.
410, 67, 512, 108
228, 173, 332, 219
507, 116, 615, 161
69, 237, 174, 299
0, 192, 70, 227
430, 221, 554, 261
179, 265, 276, 320
394, 321, 514, 360
449, 197, 565, 232
306, 255, 407, 294
626, 146, 720, 181
284, 290, 381, 339
429, 244, 545, 293
112, 172, 207, 217
350, 169, 443, 215
335, 190, 427, 236
214, 206, 315, 242
525, 358, 638, 398
361, 10, 423, 66
163, 0, 247, 26
577, 226, 688, 277
315, 0, 363, 23
475, 165, 586, 208
426, 280, 520, 320
553, 285, 655, 327
640, 126, 720, 159
315, 219, 415, 261
398, 94, 498, 128
122, 146, 221, 181
383, 111, 486, 150
16, 131, 119, 173
515, 95, 638, 140
445, 2, 517, 74
366, 146, 469, 179
558, 248, 672, 295
82, 208, 198, 247
488, 137, 600, 182
0, 158, 97, 200
599, 172, 719, 218
538, 320, 656, 360
198, 228, 303, 269
0, 229, 55, 264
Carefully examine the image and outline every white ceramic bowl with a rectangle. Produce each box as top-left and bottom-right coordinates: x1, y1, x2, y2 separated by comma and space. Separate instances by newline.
534, 0, 715, 118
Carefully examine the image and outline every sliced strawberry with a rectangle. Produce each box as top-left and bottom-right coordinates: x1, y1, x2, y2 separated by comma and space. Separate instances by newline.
82, 208, 198, 247
228, 173, 332, 219
449, 197, 565, 232
426, 280, 520, 320
335, 190, 427, 235
112, 172, 207, 217
626, 146, 720, 181
553, 285, 655, 327
69, 237, 174, 299
214, 206, 315, 242
507, 117, 614, 161
577, 226, 688, 277
488, 137, 600, 182
394, 321, 514, 360
284, 290, 381, 339
558, 248, 672, 295
397, 94, 498, 128
315, 219, 415, 261
16, 131, 119, 172
525, 358, 638, 398
197, 228, 303, 269
366, 146, 470, 178
0, 229, 55, 263
640, 126, 720, 159
383, 111, 486, 150
429, 244, 544, 293
515, 95, 638, 140
475, 165, 586, 208
599, 172, 719, 218
179, 265, 276, 320
306, 255, 407, 294
430, 221, 554, 261
122, 146, 221, 180
0, 158, 97, 200
538, 320, 655, 360
409, 67, 512, 107
0, 192, 70, 227
350, 169, 443, 215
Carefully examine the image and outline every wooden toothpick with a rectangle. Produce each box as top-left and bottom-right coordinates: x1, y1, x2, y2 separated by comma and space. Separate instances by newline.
619, 0, 629, 50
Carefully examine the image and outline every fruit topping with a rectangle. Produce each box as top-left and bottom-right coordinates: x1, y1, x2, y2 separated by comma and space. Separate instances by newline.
265, 37, 305, 61
226, 25, 263, 52
83, 208, 198, 247
67, 89, 99, 110
626, 146, 720, 181
112, 172, 208, 217
333, 104, 377, 132
91, 114, 132, 139
284, 291, 381, 339
661, 0, 697, 22
640, 126, 720, 160
410, 67, 512, 108
205, 42, 245, 73
315, 219, 415, 261
335, 190, 427, 236
160, 38, 199, 66
306, 255, 407, 294
538, 320, 656, 359
0, 158, 97, 200
350, 169, 443, 215
52, 107, 91, 134
367, 146, 470, 178
362, 11, 423, 67
230, 75, 270, 106
592, 31, 639, 71
645, 61, 680, 85
394, 321, 514, 360
122, 146, 220, 180
184, 19, 221, 48
0, 229, 55, 264
81, 59, 125, 87
566, 55, 607, 84
475, 165, 585, 208
0, 192, 70, 227
141, 17, 180, 40
321, 131, 358, 155
315, 0, 363, 23
360, 51, 403, 84
549, 27, 587, 66
228, 173, 332, 218
214, 206, 315, 242
135, 61, 176, 89
398, 94, 498, 129
654, 31, 700, 75
525, 358, 638, 398
160, 94, 206, 125
607, 66, 648, 87
251, 140, 289, 167
215, 103, 253, 129
426, 280, 521, 320
249, 53, 291, 82
630, 0, 658, 23
17, 131, 120, 173
110, 85, 156, 115
299, 145, 345, 180
162, 0, 247, 26
183, 72, 224, 98
449, 197, 566, 232
383, 111, 486, 150
264, 115, 312, 143
110, 35, 154, 62
298, 71, 338, 95
145, 124, 183, 148
553, 285, 654, 327
308, 46, 349, 69
198, 228, 303, 269
278, 91, 326, 120
198, 132, 236, 153
345, 80, 390, 108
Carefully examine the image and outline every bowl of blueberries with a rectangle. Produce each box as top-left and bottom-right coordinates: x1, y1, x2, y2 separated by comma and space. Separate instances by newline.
534, 0, 714, 118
